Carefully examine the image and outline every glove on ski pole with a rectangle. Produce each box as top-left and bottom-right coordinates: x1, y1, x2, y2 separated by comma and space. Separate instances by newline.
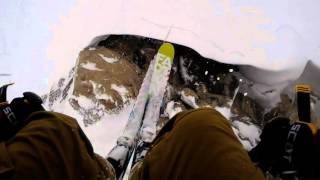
249, 118, 320, 179
0, 84, 44, 141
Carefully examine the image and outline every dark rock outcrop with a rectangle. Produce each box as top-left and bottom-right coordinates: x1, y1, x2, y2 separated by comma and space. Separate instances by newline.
43, 35, 320, 129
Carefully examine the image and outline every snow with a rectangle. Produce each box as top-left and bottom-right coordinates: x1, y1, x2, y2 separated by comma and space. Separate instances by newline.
213, 104, 260, 150
80, 103, 133, 156
77, 95, 96, 109
234, 70, 285, 109
111, 84, 129, 102
51, 98, 83, 122
46, 0, 320, 88
140, 126, 154, 142
180, 90, 199, 109
232, 121, 261, 150
165, 101, 183, 119
47, 65, 263, 171
98, 53, 119, 63
90, 81, 114, 102
232, 127, 253, 150
50, 72, 130, 157
215, 106, 232, 119
229, 69, 234, 73
50, 80, 133, 156
55, 96, 134, 157
80, 62, 103, 71
205, 70, 208, 75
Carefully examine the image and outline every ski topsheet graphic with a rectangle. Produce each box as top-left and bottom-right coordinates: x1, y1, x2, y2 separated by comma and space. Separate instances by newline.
140, 43, 175, 142
133, 43, 175, 166
108, 43, 175, 179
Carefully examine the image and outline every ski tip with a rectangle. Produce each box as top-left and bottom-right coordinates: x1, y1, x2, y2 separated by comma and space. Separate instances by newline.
159, 43, 175, 62
296, 84, 311, 93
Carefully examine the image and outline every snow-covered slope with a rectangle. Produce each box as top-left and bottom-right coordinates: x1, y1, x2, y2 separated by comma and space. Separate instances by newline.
43, 66, 134, 156
43, 35, 320, 157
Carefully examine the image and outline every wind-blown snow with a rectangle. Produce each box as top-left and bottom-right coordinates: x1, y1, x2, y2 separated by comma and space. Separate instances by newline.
98, 53, 119, 63
80, 62, 103, 71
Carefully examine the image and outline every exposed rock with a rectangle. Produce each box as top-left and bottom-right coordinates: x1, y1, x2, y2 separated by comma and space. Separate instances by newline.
44, 35, 320, 131
231, 92, 264, 125
177, 52, 239, 97
158, 101, 186, 129
283, 60, 320, 99
282, 60, 320, 126
263, 93, 297, 125
179, 88, 199, 108
73, 47, 145, 111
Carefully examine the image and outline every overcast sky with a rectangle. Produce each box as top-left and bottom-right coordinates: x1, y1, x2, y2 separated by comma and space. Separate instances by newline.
0, 0, 319, 100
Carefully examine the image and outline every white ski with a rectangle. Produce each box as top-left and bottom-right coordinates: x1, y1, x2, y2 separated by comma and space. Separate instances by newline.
108, 43, 175, 179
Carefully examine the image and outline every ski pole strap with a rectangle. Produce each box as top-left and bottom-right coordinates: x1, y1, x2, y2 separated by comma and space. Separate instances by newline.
296, 85, 311, 123
281, 121, 319, 179
281, 123, 302, 177
295, 121, 318, 136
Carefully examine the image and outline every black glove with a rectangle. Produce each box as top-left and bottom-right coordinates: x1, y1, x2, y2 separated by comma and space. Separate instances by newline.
0, 92, 45, 141
249, 117, 291, 174
249, 117, 320, 179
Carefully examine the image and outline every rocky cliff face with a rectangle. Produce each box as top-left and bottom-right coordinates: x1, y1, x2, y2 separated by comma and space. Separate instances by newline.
43, 34, 320, 150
